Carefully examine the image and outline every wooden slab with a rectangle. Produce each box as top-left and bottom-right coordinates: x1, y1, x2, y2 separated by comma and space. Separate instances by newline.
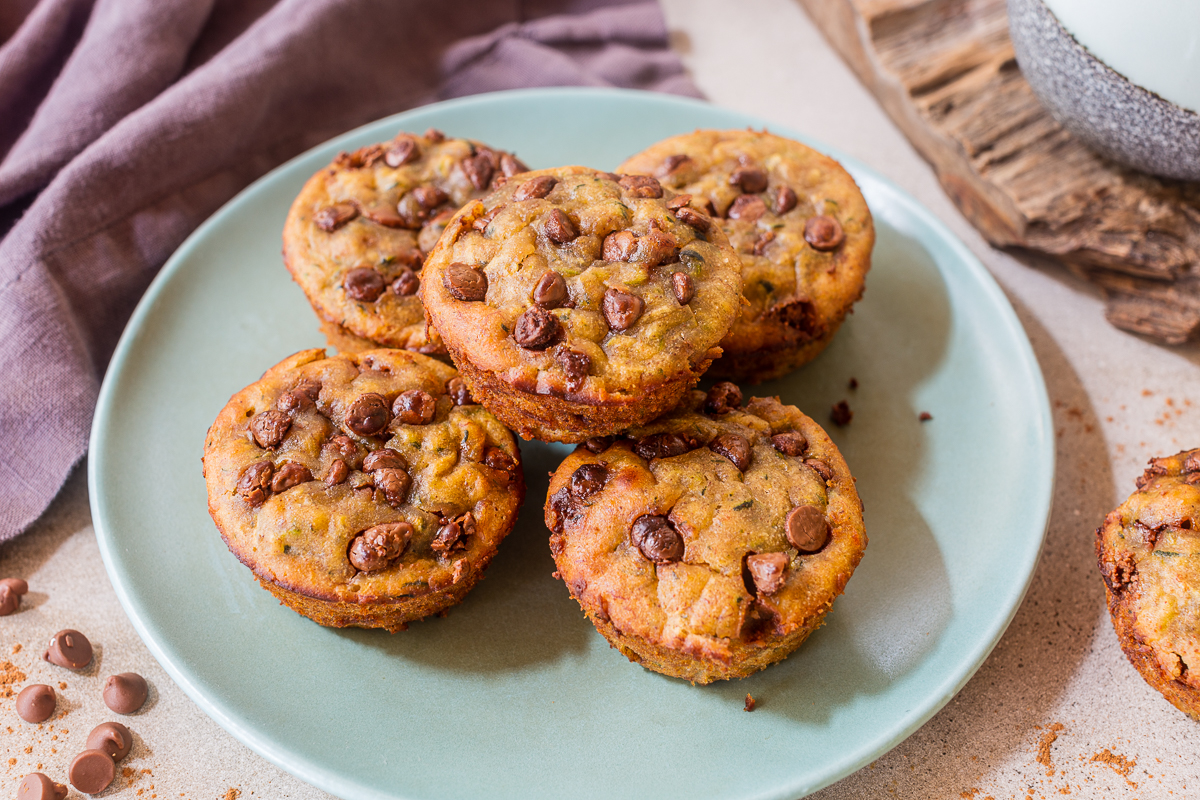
798, 0, 1200, 343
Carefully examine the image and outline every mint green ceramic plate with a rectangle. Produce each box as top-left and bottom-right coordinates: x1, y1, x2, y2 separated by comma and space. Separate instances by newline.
89, 88, 1053, 800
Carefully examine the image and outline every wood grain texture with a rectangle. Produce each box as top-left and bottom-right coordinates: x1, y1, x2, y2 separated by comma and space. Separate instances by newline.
799, 0, 1200, 343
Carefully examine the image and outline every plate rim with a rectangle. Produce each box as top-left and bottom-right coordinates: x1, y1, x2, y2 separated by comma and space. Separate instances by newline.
88, 86, 1055, 800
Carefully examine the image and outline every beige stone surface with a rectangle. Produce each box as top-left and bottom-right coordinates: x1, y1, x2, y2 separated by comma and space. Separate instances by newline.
4, 2, 1200, 798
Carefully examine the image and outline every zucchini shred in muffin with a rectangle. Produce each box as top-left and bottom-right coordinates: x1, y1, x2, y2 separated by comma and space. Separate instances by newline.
1097, 449, 1200, 719
421, 166, 744, 443
203, 348, 524, 632
618, 129, 873, 383
283, 128, 529, 355
544, 384, 866, 683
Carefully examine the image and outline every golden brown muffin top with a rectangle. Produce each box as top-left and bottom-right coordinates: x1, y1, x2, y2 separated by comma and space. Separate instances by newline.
545, 387, 865, 665
421, 166, 743, 402
283, 129, 528, 351
1098, 449, 1200, 690
203, 349, 523, 605
618, 129, 873, 356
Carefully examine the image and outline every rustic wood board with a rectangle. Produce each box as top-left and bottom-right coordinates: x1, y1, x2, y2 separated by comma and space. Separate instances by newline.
798, 0, 1200, 343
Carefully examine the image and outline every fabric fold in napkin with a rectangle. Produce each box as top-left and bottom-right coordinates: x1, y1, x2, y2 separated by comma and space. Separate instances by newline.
0, 0, 700, 542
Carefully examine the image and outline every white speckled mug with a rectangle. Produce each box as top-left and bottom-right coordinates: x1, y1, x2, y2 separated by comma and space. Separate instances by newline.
1008, 0, 1200, 180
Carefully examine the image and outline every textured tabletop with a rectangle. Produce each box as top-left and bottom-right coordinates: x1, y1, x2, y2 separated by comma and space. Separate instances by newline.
4, 1, 1199, 798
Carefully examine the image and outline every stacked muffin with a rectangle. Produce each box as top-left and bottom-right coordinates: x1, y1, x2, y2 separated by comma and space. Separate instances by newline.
203, 126, 874, 683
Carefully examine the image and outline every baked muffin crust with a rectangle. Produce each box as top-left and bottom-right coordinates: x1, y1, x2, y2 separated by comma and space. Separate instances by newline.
618, 129, 873, 382
422, 166, 744, 442
1097, 449, 1200, 718
545, 386, 866, 682
283, 129, 528, 355
203, 348, 524, 631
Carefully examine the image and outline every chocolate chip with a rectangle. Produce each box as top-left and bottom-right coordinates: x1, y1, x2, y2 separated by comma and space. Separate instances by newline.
392, 390, 436, 425
513, 175, 557, 201
804, 458, 834, 483
500, 153, 529, 177
345, 393, 390, 436
583, 437, 612, 454
0, 577, 27, 616
236, 461, 273, 506
556, 347, 590, 391
602, 287, 643, 332
729, 167, 768, 194
270, 462, 313, 493
412, 185, 448, 210
251, 409, 291, 449
775, 185, 798, 215
335, 145, 384, 169
362, 203, 406, 228
602, 230, 638, 262
746, 552, 788, 594
548, 487, 578, 533
447, 377, 474, 405
483, 446, 516, 478
673, 205, 711, 232
1184, 453, 1200, 473
348, 522, 411, 572
710, 433, 751, 471
771, 431, 807, 456
630, 515, 683, 563
618, 174, 663, 198
363, 448, 407, 473
671, 272, 695, 305
385, 136, 419, 167
424, 128, 445, 143
533, 271, 569, 308
391, 269, 420, 296
324, 459, 349, 486
513, 306, 560, 350
44, 629, 92, 670
658, 154, 693, 177
634, 432, 696, 461
432, 512, 475, 555
636, 228, 678, 266
751, 230, 775, 256
771, 296, 822, 338
830, 400, 852, 426
375, 467, 411, 507
69, 750, 115, 794
314, 202, 358, 232
805, 215, 845, 251
276, 389, 312, 414
16, 684, 56, 723
538, 208, 577, 244
919, 411, 933, 422
705, 381, 743, 414
17, 773, 67, 800
472, 205, 502, 233
326, 434, 359, 464
744, 694, 756, 712
727, 194, 767, 222
395, 193, 429, 228
444, 262, 488, 301
570, 463, 608, 500
461, 153, 494, 190
86, 721, 132, 761
786, 505, 830, 553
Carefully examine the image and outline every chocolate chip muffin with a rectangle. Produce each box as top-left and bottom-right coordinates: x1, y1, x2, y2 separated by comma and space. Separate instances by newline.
1097, 449, 1200, 719
545, 384, 866, 683
618, 130, 873, 383
421, 166, 744, 443
283, 129, 529, 355
203, 348, 524, 632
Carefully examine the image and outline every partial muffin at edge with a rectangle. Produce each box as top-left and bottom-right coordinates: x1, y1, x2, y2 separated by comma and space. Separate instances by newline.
283, 129, 530, 355
545, 385, 866, 683
203, 348, 524, 632
422, 165, 743, 443
618, 129, 873, 383
1097, 449, 1200, 719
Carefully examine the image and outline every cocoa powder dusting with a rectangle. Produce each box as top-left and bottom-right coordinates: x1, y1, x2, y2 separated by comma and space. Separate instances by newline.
1036, 722, 1064, 776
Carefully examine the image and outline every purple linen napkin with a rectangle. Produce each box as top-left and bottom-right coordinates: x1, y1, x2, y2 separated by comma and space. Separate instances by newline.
0, 0, 699, 542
